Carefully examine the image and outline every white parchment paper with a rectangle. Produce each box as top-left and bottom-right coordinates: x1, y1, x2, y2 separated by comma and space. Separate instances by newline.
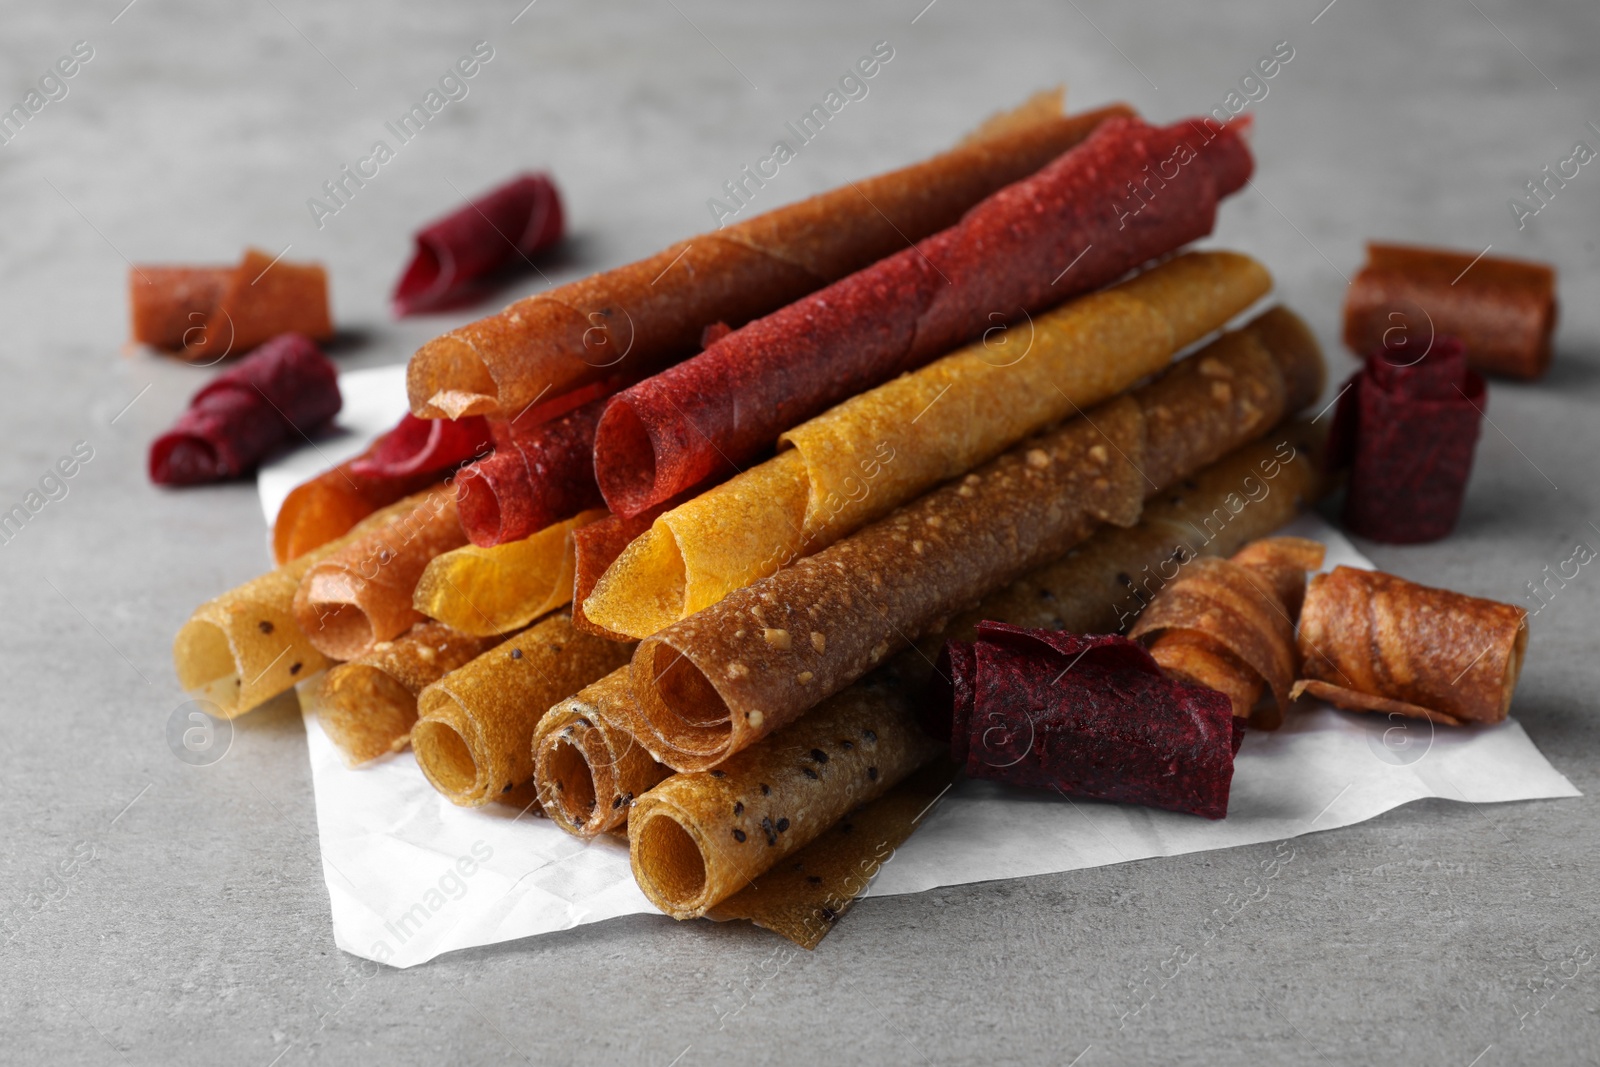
261, 365, 1580, 968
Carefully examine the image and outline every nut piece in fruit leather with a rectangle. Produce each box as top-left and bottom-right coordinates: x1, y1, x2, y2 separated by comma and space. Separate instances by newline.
150, 333, 341, 486
628, 674, 940, 920
293, 487, 466, 660
413, 509, 605, 636
933, 623, 1238, 820
392, 173, 564, 316
630, 306, 1324, 772
1131, 536, 1325, 729
1327, 336, 1485, 544
174, 496, 422, 719
412, 613, 634, 807
1342, 242, 1557, 380
592, 115, 1254, 517
305, 621, 505, 766
533, 668, 671, 838
583, 251, 1271, 638
1292, 566, 1528, 726
405, 99, 1134, 420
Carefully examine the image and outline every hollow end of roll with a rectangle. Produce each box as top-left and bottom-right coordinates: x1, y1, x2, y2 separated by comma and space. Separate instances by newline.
632, 640, 735, 771
631, 808, 710, 918
409, 334, 499, 419
541, 733, 602, 833
304, 600, 376, 661
455, 465, 510, 547
593, 400, 659, 517
1501, 618, 1530, 717
412, 718, 482, 803
173, 618, 249, 717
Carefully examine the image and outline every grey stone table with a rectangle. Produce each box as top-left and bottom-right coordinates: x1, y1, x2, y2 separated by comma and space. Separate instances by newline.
2, 0, 1597, 1063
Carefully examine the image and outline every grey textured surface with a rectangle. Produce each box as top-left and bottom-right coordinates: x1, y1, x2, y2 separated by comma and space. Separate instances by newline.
2, 0, 1597, 1063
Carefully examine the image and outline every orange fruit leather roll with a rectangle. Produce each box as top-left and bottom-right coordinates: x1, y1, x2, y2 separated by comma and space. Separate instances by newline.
173, 495, 424, 719
131, 249, 333, 361
305, 620, 506, 766
406, 94, 1135, 419
1342, 242, 1558, 380
411, 614, 634, 807
628, 306, 1325, 772
272, 442, 446, 565
1291, 567, 1529, 726
1131, 537, 1326, 730
628, 672, 941, 921
129, 266, 232, 350
292, 487, 466, 661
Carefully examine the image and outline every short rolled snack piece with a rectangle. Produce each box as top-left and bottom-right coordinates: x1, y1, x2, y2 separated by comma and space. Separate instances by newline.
1343, 241, 1557, 380
412, 614, 634, 806
1131, 537, 1326, 729
413, 509, 605, 637
293, 487, 467, 661
131, 248, 333, 360
583, 251, 1272, 638
306, 621, 505, 765
406, 98, 1134, 419
628, 676, 940, 920
630, 306, 1323, 770
533, 668, 671, 837
1292, 566, 1528, 726
174, 497, 420, 718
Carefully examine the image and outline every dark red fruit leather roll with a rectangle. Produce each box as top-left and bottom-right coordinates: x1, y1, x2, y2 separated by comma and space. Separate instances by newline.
150, 333, 341, 486
592, 115, 1254, 518
348, 413, 491, 479
1328, 336, 1485, 543
456, 395, 608, 546
392, 173, 565, 317
931, 622, 1239, 820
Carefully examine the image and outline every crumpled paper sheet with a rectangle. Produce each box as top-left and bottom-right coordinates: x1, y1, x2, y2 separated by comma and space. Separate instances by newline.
261, 364, 1579, 968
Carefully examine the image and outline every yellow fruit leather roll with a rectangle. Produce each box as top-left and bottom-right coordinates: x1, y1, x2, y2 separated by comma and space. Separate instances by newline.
173, 495, 423, 719
630, 307, 1323, 771
628, 674, 940, 920
533, 667, 672, 838
411, 613, 633, 807
413, 509, 606, 636
304, 621, 506, 766
293, 486, 466, 661
584, 251, 1271, 639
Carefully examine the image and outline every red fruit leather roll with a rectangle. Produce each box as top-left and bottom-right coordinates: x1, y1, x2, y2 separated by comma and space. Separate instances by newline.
594, 115, 1254, 517
1342, 242, 1557, 380
1328, 336, 1486, 543
271, 414, 489, 565
150, 333, 341, 486
392, 173, 565, 317
456, 396, 608, 546
931, 624, 1239, 820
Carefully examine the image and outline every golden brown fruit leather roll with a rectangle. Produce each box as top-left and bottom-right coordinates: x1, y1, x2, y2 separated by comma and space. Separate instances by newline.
1292, 566, 1529, 726
628, 673, 940, 920
1131, 537, 1326, 729
533, 668, 672, 837
293, 487, 466, 661
412, 614, 634, 807
173, 495, 423, 719
630, 307, 1324, 771
406, 97, 1135, 419
305, 621, 506, 766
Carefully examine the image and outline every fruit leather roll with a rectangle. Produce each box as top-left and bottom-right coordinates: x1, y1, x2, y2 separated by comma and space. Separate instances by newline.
412, 509, 606, 636
292, 486, 467, 660
1342, 242, 1558, 380
1292, 566, 1529, 726
592, 115, 1254, 517
629, 673, 940, 920
1131, 537, 1326, 730
533, 668, 672, 837
305, 621, 505, 766
584, 251, 1271, 637
131, 249, 333, 360
412, 614, 634, 806
931, 626, 1238, 819
406, 97, 1133, 419
455, 395, 609, 546
272, 412, 491, 564
630, 306, 1323, 770
173, 495, 423, 718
